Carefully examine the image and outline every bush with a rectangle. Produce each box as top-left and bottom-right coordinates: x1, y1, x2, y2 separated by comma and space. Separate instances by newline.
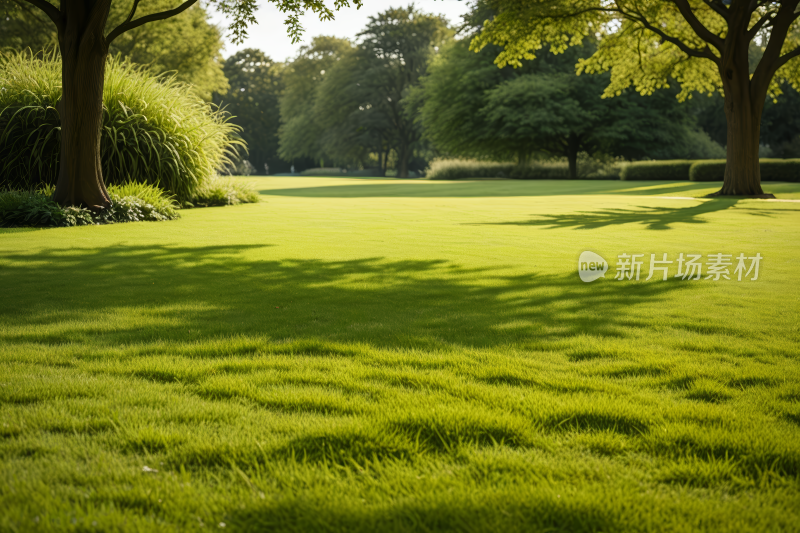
620, 160, 693, 181
300, 167, 348, 177
426, 156, 620, 181
0, 50, 242, 201
688, 160, 727, 181
426, 159, 518, 180
688, 159, 800, 182
188, 177, 260, 207
760, 159, 800, 182
0, 183, 179, 227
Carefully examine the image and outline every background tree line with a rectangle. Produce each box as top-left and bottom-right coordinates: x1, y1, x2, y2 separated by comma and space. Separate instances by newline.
3, 0, 800, 178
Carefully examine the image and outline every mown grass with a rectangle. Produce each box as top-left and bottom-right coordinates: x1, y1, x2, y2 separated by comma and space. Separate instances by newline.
1, 178, 799, 532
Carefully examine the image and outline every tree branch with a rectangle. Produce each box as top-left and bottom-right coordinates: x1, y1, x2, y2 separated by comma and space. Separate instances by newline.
776, 46, 800, 69
106, 0, 198, 45
20, 0, 62, 31
671, 0, 725, 52
702, 0, 729, 20
627, 11, 720, 65
747, 9, 779, 40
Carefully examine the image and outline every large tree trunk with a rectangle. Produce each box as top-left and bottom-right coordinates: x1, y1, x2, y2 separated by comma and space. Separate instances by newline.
714, 4, 775, 198
720, 90, 764, 195
53, 0, 112, 210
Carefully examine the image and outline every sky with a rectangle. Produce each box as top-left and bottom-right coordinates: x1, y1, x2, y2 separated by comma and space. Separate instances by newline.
212, 0, 473, 62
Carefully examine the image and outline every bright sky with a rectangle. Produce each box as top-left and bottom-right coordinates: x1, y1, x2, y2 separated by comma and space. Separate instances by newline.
213, 0, 473, 62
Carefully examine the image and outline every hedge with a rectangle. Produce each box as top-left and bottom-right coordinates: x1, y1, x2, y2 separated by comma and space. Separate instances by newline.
620, 160, 693, 181
760, 159, 800, 182
688, 159, 800, 182
688, 160, 727, 181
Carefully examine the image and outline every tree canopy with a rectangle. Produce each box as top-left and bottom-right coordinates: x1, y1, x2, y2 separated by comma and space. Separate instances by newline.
471, 0, 800, 195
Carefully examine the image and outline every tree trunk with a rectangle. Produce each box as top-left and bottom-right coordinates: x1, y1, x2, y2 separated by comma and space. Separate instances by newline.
714, 5, 776, 198
397, 143, 410, 179
720, 90, 764, 195
566, 134, 579, 180
53, 0, 112, 210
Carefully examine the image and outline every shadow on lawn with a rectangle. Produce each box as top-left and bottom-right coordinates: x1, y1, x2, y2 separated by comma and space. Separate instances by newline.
0, 244, 695, 352
479, 198, 741, 230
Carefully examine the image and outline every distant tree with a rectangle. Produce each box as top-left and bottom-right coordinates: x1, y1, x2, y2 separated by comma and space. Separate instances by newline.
419, 37, 704, 178
472, 0, 800, 196
352, 6, 450, 178
0, 0, 228, 100
278, 36, 354, 167
215, 49, 286, 174
0, 0, 364, 208
279, 7, 449, 178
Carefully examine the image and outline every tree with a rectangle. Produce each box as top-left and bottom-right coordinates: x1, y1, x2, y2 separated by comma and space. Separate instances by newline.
354, 6, 450, 178
472, 0, 800, 196
214, 49, 286, 174
278, 7, 450, 178
419, 37, 708, 177
1, 0, 228, 100
278, 36, 354, 167
0, 0, 363, 208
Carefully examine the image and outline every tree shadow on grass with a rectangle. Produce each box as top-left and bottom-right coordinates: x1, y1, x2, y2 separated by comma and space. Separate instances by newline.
477, 198, 742, 230
0, 244, 695, 353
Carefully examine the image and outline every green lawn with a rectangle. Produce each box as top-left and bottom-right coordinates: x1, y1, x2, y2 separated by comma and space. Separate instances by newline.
1, 178, 799, 532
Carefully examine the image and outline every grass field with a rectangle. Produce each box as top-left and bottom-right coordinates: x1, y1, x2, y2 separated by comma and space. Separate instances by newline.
1, 178, 800, 532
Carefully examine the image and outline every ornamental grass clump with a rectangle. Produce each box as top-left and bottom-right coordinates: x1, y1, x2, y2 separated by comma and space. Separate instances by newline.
0, 50, 243, 201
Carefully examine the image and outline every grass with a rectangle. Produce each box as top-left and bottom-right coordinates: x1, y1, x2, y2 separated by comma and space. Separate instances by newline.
1, 178, 799, 532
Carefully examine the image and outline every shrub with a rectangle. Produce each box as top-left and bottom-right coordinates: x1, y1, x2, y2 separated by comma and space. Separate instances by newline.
300, 167, 348, 177
620, 160, 693, 181
0, 50, 243, 201
688, 159, 800, 182
426, 156, 621, 181
689, 160, 727, 181
0, 183, 179, 227
188, 177, 260, 207
760, 159, 800, 182
427, 159, 518, 180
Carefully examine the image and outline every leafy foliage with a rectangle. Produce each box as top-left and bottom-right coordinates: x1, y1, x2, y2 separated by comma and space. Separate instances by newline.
0, 51, 242, 201
0, 1, 228, 100
0, 183, 179, 227
215, 49, 287, 175
279, 7, 450, 177
419, 36, 712, 176
189, 177, 260, 207
471, 0, 800, 100
278, 36, 354, 165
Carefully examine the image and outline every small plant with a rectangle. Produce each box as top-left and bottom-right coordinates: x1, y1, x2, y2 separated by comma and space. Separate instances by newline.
188, 177, 260, 207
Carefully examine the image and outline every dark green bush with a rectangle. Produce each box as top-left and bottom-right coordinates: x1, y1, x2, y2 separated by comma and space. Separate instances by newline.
0, 51, 243, 201
687, 159, 800, 182
620, 160, 693, 181
689, 160, 727, 181
760, 159, 800, 182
